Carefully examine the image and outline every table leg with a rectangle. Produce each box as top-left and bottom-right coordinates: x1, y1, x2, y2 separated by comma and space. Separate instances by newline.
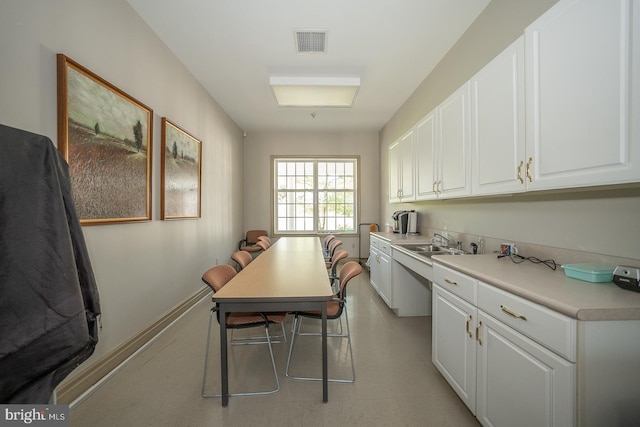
219, 306, 229, 407
322, 301, 328, 402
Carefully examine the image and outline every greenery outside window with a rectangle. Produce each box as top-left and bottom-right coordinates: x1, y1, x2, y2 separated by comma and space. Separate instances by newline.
273, 157, 358, 234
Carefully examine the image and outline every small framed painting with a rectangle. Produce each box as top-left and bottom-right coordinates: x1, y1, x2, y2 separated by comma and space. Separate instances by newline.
57, 54, 153, 225
160, 118, 202, 219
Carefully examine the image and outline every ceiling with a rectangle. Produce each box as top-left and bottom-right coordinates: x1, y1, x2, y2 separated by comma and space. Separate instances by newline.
126, 0, 490, 134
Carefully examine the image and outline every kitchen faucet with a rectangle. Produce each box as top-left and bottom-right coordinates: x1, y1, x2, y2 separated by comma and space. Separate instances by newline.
433, 233, 456, 247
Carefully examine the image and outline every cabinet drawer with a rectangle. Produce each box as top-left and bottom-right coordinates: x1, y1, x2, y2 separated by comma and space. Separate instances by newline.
478, 282, 576, 361
433, 263, 477, 304
370, 235, 380, 249
379, 240, 391, 256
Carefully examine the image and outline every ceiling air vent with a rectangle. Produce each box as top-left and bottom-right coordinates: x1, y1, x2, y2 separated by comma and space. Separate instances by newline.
295, 30, 327, 54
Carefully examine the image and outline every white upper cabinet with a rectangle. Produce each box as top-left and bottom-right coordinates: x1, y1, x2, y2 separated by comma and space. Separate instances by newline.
415, 110, 438, 199
416, 82, 472, 200
471, 36, 526, 196
439, 82, 472, 198
524, 0, 640, 190
389, 128, 415, 203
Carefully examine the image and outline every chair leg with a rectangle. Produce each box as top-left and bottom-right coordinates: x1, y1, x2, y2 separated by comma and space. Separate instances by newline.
297, 314, 344, 337
231, 321, 286, 345
285, 309, 355, 383
202, 310, 281, 398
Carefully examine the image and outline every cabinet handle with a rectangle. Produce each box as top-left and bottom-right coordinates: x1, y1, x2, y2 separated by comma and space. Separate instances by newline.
517, 160, 524, 184
432, 181, 437, 193
466, 315, 473, 338
500, 304, 527, 321
444, 277, 458, 286
526, 157, 533, 182
476, 320, 483, 345
437, 180, 442, 194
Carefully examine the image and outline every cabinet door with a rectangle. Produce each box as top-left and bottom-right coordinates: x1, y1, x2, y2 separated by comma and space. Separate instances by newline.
476, 312, 575, 427
432, 284, 477, 413
472, 37, 526, 196
388, 141, 401, 203
439, 82, 471, 198
416, 110, 439, 200
369, 246, 380, 292
399, 129, 415, 201
525, 0, 640, 190
378, 251, 393, 307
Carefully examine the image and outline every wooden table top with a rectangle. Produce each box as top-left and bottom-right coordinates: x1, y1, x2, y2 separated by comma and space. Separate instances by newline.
212, 237, 333, 303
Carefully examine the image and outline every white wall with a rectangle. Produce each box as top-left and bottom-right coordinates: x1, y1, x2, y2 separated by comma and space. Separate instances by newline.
379, 0, 640, 262
243, 131, 380, 258
0, 0, 244, 375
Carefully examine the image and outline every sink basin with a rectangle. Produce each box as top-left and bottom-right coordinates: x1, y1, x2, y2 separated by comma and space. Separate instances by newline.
394, 243, 465, 259
394, 244, 442, 252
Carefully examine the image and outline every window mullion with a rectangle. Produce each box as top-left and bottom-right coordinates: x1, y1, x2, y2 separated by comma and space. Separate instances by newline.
313, 160, 318, 233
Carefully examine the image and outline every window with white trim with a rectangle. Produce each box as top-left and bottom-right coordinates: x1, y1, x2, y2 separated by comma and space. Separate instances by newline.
273, 157, 358, 234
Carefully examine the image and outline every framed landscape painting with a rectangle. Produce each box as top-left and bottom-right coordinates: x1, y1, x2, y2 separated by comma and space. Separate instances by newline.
57, 54, 153, 225
160, 118, 202, 219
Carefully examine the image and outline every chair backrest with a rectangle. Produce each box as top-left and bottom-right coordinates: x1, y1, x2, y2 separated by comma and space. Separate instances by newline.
257, 235, 271, 244
231, 250, 253, 270
256, 240, 270, 251
337, 261, 362, 299
327, 239, 342, 257
245, 229, 267, 245
202, 264, 237, 293
322, 234, 336, 251
329, 249, 348, 276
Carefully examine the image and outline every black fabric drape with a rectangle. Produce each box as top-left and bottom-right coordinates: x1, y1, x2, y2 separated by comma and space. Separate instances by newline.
0, 124, 101, 403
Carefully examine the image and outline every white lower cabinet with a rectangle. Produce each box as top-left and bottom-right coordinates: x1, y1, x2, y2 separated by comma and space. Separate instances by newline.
432, 284, 477, 412
476, 311, 574, 427
432, 264, 575, 426
369, 237, 393, 308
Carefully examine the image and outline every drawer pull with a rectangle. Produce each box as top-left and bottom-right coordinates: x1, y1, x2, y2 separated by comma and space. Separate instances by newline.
501, 305, 527, 321
476, 320, 483, 345
444, 277, 458, 286
466, 315, 473, 338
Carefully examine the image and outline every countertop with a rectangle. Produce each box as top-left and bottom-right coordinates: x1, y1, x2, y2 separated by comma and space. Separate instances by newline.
432, 254, 640, 321
371, 231, 640, 321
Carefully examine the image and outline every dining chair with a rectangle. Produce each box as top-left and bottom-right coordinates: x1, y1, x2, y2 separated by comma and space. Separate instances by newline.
231, 250, 253, 271
324, 239, 342, 261
257, 235, 271, 245
326, 249, 348, 292
285, 261, 362, 383
256, 240, 270, 251
200, 264, 286, 398
238, 229, 267, 254
321, 234, 336, 257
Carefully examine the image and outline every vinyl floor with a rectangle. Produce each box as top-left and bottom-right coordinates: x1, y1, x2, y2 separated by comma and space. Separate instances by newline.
70, 265, 479, 427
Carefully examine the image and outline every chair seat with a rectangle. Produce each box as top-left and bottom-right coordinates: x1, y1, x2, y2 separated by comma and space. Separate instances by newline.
226, 312, 287, 327
293, 300, 341, 319
240, 245, 262, 253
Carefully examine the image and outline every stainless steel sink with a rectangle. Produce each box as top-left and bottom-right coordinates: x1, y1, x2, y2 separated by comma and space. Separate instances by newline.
394, 243, 465, 259
394, 244, 442, 252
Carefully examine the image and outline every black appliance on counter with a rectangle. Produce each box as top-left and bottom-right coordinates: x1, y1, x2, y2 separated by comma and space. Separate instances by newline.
392, 210, 417, 234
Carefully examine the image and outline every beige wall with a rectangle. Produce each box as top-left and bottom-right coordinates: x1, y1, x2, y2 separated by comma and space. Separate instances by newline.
243, 131, 380, 257
378, 0, 640, 262
0, 0, 244, 375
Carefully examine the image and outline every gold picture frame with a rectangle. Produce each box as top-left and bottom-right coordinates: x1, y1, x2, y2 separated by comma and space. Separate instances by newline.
57, 54, 153, 225
161, 118, 202, 219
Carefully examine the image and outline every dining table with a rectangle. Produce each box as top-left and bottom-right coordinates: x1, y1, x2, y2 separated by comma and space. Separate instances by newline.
212, 236, 333, 407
